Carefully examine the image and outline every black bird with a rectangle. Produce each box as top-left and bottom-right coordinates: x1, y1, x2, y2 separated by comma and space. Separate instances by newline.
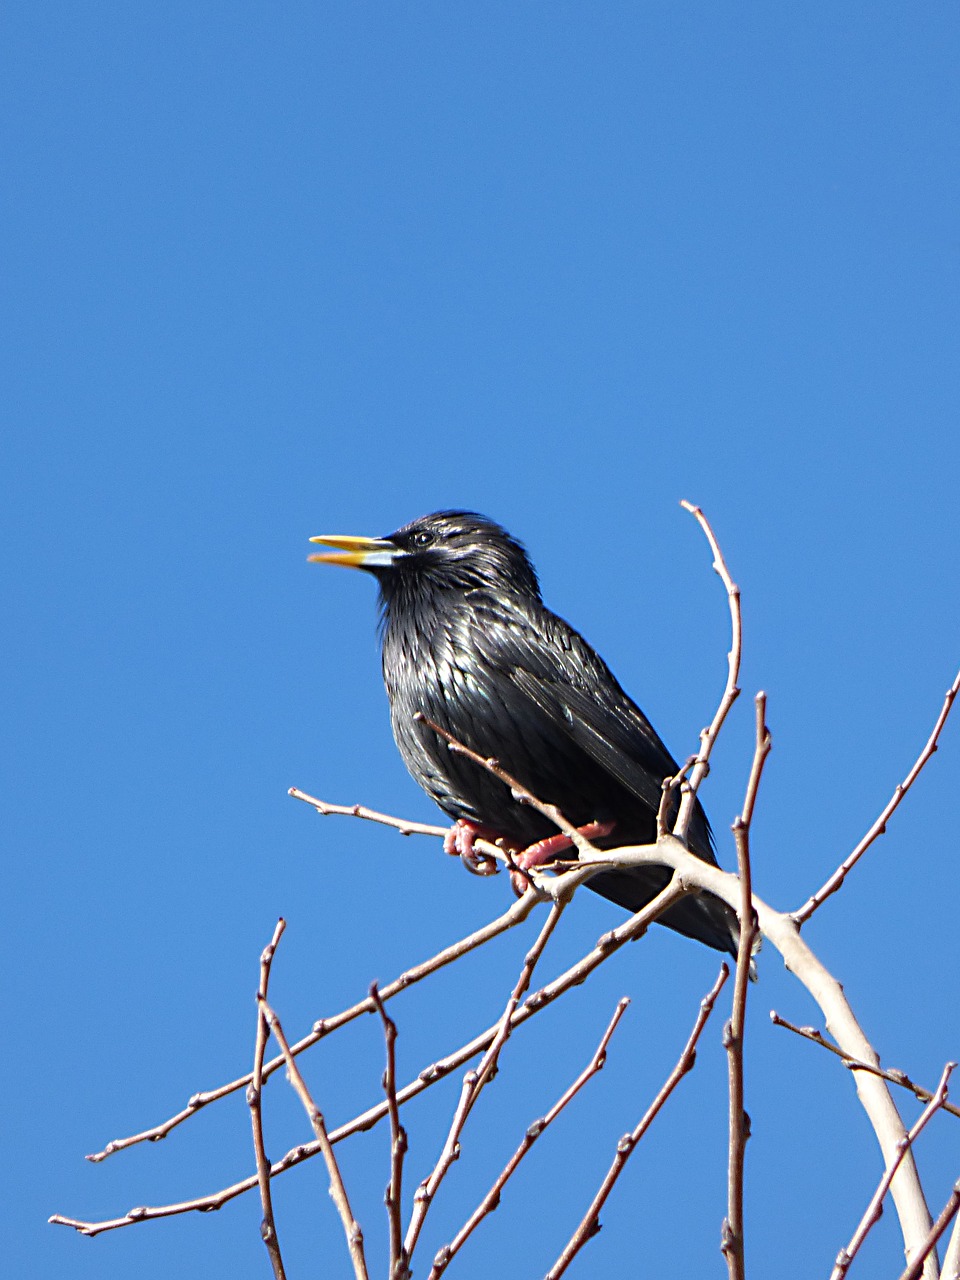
309, 510, 740, 959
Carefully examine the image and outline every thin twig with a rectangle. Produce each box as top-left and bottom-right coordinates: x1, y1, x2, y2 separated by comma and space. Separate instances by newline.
545, 965, 730, 1280
370, 983, 408, 1280
414, 714, 600, 859
289, 787, 450, 838
769, 1013, 960, 1121
830, 1062, 956, 1280
674, 500, 742, 841
898, 1182, 960, 1280
259, 998, 370, 1280
428, 997, 630, 1279
248, 920, 288, 1280
403, 902, 566, 1265
83, 890, 540, 1161
50, 876, 689, 1237
722, 693, 771, 1280
794, 668, 960, 923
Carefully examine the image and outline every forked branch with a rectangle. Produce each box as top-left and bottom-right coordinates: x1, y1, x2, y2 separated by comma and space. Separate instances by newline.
674, 500, 742, 840
769, 1013, 960, 1122
722, 693, 771, 1280
260, 999, 369, 1280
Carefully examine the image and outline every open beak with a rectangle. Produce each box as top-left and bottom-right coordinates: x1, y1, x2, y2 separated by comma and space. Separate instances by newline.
307, 534, 406, 570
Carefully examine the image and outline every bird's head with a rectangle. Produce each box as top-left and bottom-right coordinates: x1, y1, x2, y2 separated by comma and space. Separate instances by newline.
308, 510, 541, 602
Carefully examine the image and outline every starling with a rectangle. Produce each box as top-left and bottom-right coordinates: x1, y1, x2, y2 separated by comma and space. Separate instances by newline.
309, 510, 740, 959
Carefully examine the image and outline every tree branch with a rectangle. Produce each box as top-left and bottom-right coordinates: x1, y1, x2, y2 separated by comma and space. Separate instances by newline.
769, 1013, 960, 1122
288, 787, 449, 838
674, 500, 742, 841
794, 668, 960, 924
722, 693, 771, 1279
248, 919, 287, 1280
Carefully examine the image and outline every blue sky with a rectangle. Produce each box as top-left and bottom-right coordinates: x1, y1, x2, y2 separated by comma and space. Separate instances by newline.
4, 4, 959, 1278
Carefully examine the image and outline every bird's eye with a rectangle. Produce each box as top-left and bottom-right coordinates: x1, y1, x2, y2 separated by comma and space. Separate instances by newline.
411, 530, 435, 548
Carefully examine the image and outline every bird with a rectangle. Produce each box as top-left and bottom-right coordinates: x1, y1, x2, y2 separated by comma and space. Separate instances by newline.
308, 509, 741, 960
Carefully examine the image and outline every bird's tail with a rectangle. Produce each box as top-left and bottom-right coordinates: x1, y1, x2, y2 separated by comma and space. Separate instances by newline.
660, 891, 760, 979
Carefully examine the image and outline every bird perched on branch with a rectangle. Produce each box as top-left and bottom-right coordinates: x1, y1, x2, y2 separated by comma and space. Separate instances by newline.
309, 509, 741, 960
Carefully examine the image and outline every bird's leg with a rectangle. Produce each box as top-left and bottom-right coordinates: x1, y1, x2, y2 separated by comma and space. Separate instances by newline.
508, 820, 615, 895
514, 820, 616, 869
443, 819, 501, 876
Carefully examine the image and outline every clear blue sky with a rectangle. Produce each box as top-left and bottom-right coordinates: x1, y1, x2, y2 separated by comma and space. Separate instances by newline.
4, 5, 959, 1278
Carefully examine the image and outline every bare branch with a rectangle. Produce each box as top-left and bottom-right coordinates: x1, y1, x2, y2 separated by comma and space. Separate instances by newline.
50, 877, 688, 1237
260, 998, 370, 1280
84, 891, 540, 1162
674, 500, 742, 840
428, 997, 630, 1279
769, 1013, 960, 1122
248, 920, 288, 1280
830, 1062, 956, 1280
722, 693, 771, 1280
289, 787, 449, 838
794, 668, 960, 924
369, 983, 408, 1280
545, 964, 730, 1280
403, 902, 566, 1264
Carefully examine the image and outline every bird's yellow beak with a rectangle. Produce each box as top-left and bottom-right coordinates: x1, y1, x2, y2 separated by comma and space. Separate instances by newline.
308, 534, 404, 569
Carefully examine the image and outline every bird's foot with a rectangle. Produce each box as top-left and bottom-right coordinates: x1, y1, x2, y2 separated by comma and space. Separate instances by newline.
443, 820, 500, 876
508, 820, 615, 895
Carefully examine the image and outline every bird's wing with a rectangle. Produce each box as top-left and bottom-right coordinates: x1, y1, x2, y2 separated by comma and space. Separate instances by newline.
471, 604, 681, 818
510, 667, 674, 815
